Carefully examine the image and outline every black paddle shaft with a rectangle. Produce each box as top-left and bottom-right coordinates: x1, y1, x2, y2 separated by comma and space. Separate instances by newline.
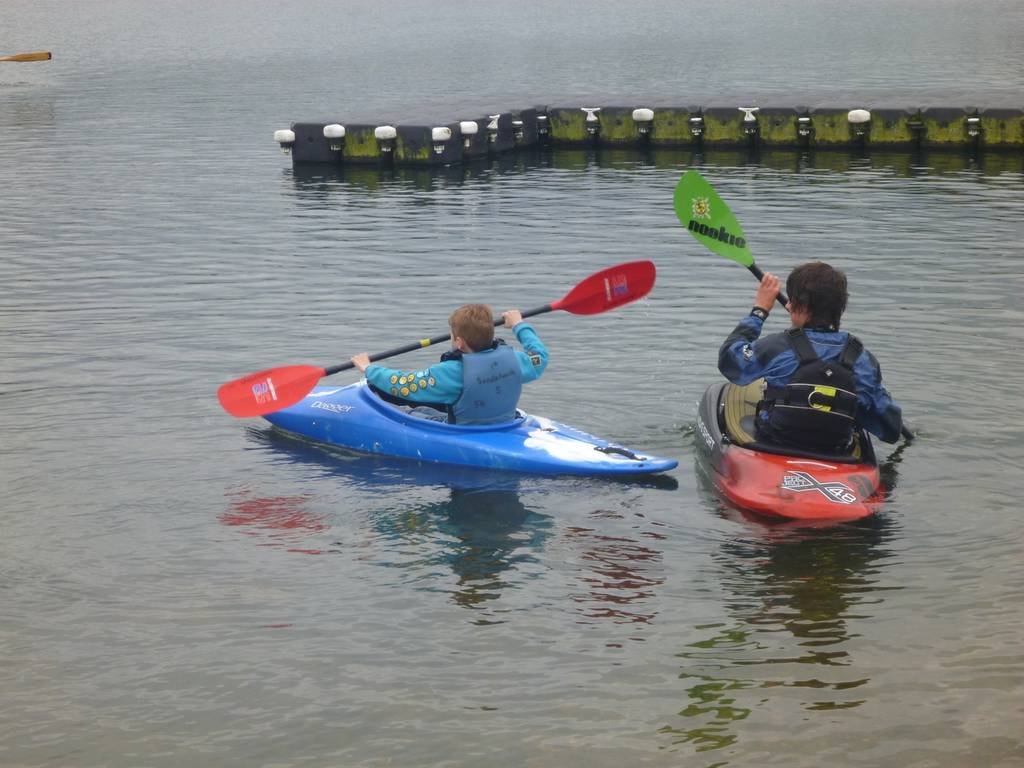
323, 303, 553, 377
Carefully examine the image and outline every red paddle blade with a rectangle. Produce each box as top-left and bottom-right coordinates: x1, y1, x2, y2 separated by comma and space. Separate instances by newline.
217, 365, 326, 417
551, 260, 657, 315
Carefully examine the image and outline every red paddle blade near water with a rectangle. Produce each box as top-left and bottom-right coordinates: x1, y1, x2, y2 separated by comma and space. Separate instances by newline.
552, 260, 656, 315
217, 364, 326, 418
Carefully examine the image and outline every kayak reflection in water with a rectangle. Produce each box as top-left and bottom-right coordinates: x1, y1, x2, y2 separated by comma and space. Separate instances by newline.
718, 261, 903, 454
440, 485, 551, 609
372, 481, 553, 610
664, 518, 896, 753
350, 304, 549, 426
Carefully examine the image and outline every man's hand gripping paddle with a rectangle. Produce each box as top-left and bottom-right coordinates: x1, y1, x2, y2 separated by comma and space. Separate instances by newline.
674, 169, 913, 441
217, 260, 657, 418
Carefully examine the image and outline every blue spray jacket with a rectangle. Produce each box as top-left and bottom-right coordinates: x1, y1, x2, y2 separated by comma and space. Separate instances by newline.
718, 314, 903, 443
365, 322, 548, 406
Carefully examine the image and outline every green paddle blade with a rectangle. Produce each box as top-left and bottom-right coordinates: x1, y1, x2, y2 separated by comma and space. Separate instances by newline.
674, 170, 754, 268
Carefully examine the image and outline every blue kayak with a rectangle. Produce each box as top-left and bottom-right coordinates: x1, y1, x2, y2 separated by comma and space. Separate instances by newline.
263, 382, 677, 476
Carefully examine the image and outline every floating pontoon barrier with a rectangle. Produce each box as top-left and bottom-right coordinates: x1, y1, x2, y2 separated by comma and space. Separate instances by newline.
278, 103, 1024, 165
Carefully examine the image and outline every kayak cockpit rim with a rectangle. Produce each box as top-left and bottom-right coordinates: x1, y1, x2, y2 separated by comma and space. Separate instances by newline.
344, 380, 531, 432
711, 380, 877, 467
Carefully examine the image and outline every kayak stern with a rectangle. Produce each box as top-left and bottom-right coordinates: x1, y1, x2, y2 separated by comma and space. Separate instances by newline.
696, 380, 883, 522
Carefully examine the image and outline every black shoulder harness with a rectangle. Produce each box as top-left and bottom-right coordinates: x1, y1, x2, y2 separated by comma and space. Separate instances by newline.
785, 327, 863, 369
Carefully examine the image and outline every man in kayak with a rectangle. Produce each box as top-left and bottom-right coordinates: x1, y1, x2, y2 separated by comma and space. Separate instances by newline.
718, 261, 903, 452
350, 304, 548, 425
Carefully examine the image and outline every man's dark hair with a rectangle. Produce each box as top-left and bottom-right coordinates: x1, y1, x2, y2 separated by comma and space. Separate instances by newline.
786, 261, 848, 329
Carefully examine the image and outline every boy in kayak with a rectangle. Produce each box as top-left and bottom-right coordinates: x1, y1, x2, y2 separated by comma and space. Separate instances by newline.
350, 304, 548, 425
718, 261, 903, 452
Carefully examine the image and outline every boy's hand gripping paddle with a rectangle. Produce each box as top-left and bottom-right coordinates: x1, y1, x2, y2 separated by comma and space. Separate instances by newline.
217, 260, 657, 418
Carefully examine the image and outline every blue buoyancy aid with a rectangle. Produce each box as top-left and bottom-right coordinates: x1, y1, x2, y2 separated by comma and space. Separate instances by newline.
450, 344, 522, 425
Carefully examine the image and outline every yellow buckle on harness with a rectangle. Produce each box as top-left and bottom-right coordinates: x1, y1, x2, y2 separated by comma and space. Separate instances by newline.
809, 385, 837, 412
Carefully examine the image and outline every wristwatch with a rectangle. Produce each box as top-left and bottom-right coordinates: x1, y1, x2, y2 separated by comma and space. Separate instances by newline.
749, 306, 769, 321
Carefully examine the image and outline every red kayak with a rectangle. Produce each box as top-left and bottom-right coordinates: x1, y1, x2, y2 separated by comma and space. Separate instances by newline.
695, 380, 884, 522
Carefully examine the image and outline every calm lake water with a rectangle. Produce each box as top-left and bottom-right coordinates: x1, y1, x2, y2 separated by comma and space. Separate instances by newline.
2, 1, 1023, 766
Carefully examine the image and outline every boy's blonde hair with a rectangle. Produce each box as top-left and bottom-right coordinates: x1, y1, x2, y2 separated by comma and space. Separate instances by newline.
449, 304, 494, 352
